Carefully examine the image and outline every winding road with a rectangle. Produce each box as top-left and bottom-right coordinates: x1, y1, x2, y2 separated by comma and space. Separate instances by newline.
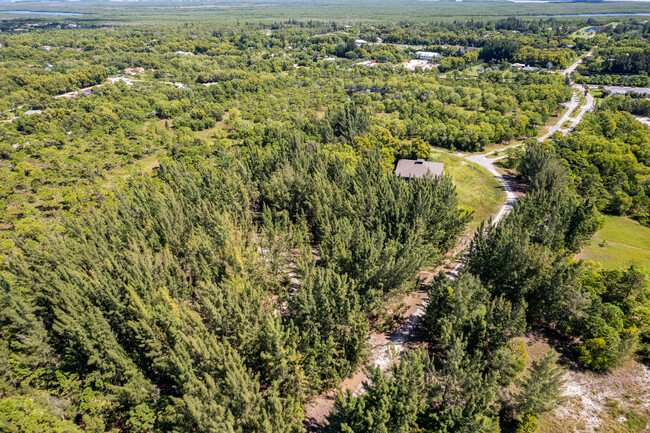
304, 52, 596, 430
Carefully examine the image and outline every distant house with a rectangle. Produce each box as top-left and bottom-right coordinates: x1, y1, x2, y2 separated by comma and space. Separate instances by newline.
415, 51, 440, 61
108, 77, 133, 86
124, 67, 145, 75
355, 39, 368, 47
395, 159, 444, 179
510, 63, 526, 69
356, 60, 377, 67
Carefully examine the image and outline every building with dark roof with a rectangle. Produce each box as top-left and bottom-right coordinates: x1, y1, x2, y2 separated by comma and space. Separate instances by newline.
395, 159, 444, 179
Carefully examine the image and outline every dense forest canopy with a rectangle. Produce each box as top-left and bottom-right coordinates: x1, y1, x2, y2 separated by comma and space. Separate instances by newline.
0, 11, 649, 433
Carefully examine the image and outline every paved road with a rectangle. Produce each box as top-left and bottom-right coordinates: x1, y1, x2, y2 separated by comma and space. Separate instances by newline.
538, 91, 581, 141
304, 51, 598, 430
557, 85, 596, 135
548, 50, 596, 137
562, 50, 592, 77
459, 53, 594, 224
464, 51, 596, 222
465, 153, 518, 225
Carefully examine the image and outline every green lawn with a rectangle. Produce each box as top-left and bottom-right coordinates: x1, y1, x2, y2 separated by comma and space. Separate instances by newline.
589, 88, 605, 99
572, 25, 598, 38
430, 152, 505, 232
194, 126, 221, 141
579, 215, 650, 274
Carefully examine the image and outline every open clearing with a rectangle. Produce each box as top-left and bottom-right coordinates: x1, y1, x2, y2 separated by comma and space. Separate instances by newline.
525, 331, 650, 433
578, 215, 650, 274
430, 152, 505, 231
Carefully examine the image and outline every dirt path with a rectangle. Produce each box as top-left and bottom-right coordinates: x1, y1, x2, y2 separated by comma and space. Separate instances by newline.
304, 241, 471, 430
304, 290, 429, 430
303, 53, 597, 431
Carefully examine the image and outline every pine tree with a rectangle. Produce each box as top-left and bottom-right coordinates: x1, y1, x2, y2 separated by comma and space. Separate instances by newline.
512, 350, 565, 419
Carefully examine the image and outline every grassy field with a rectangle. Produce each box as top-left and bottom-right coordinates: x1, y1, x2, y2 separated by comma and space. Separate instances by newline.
430, 152, 505, 231
571, 25, 598, 38
578, 215, 650, 274
589, 88, 605, 99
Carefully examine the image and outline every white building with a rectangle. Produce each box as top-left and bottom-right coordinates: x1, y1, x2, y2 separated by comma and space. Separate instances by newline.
415, 51, 440, 61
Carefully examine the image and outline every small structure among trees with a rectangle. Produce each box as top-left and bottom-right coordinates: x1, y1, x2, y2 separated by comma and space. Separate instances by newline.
395, 159, 444, 179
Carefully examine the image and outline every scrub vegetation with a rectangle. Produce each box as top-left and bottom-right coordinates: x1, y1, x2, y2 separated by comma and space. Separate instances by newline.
0, 5, 649, 433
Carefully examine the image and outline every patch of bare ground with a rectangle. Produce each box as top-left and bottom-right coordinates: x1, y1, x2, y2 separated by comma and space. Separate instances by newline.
525, 330, 650, 433
304, 369, 367, 432
304, 289, 429, 431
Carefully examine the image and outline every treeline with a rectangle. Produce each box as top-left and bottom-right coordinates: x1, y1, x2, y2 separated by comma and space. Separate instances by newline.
601, 93, 650, 117
579, 44, 650, 75
375, 18, 595, 49
474, 143, 644, 370
0, 141, 468, 432
550, 110, 650, 226
594, 47, 650, 75
478, 38, 574, 67
0, 64, 108, 99
328, 140, 648, 432
574, 73, 650, 87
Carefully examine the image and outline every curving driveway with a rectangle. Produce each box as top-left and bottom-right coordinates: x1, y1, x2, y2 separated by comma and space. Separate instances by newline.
462, 52, 595, 223
305, 52, 597, 430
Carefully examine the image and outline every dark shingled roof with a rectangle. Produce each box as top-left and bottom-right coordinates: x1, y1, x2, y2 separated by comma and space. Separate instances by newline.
395, 159, 444, 179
